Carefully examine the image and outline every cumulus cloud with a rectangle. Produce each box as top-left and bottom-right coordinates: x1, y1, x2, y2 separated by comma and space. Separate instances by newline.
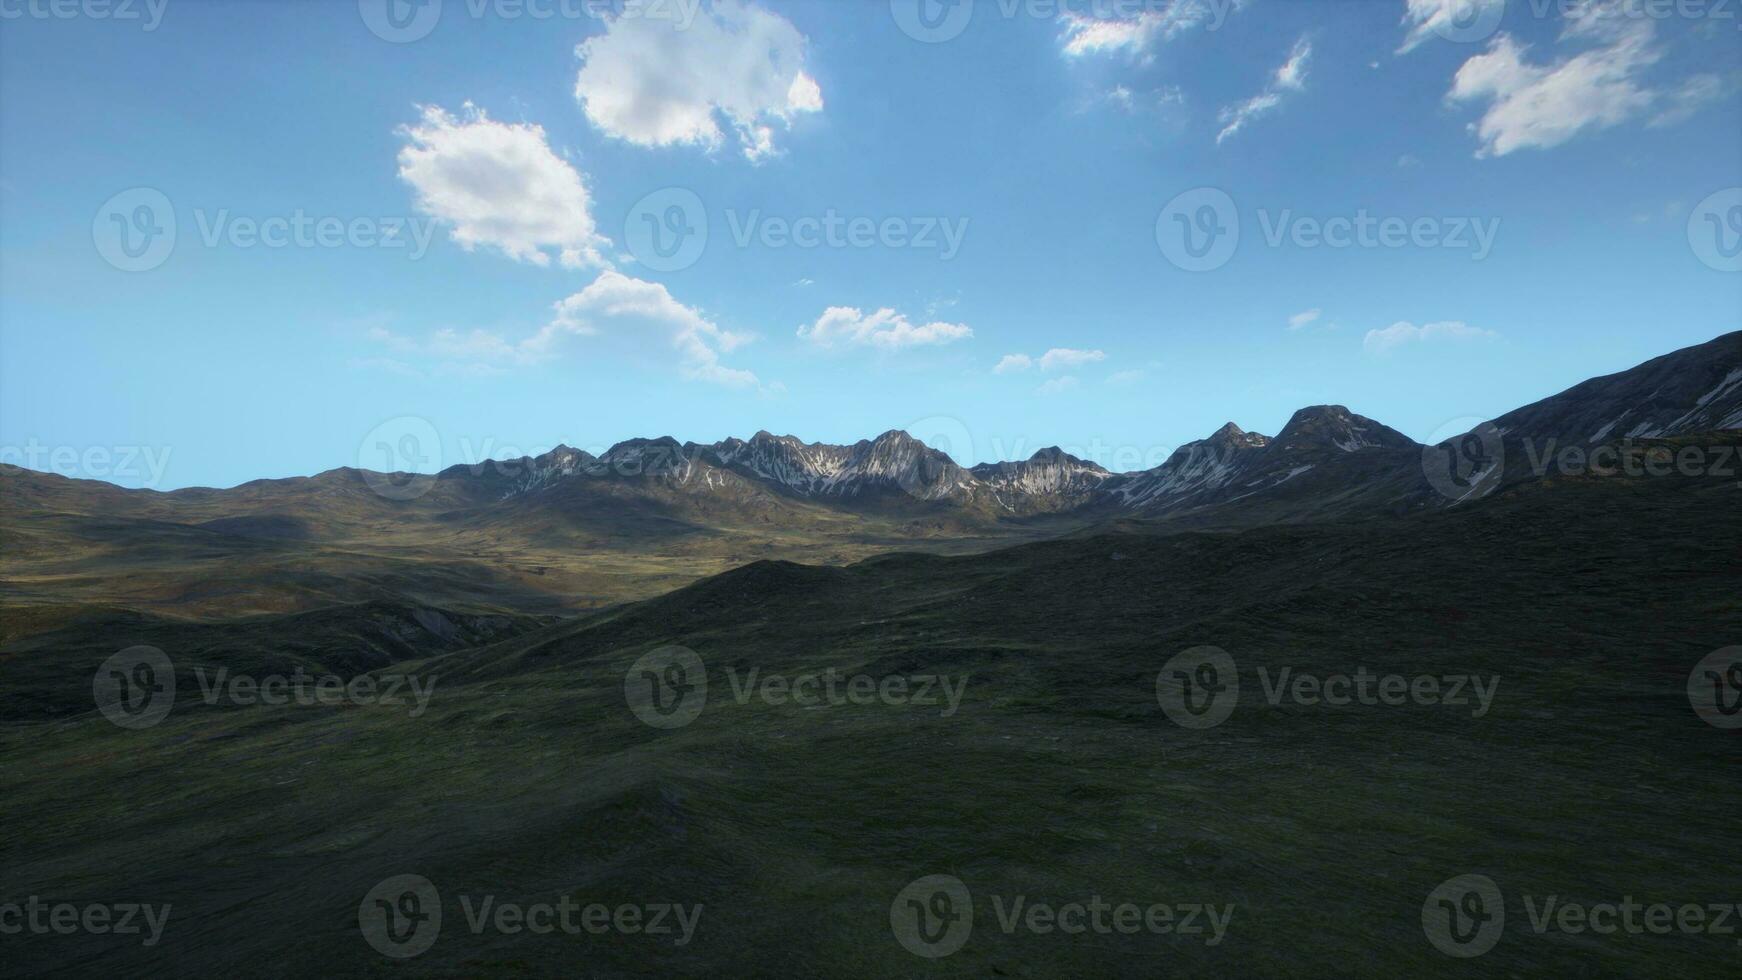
798, 307, 973, 351
1363, 320, 1497, 354
1217, 37, 1311, 144
538, 271, 758, 385
1058, 0, 1237, 58
994, 354, 1034, 374
574, 0, 822, 162
366, 272, 760, 386
1288, 308, 1322, 330
397, 103, 608, 269
1447, 13, 1719, 157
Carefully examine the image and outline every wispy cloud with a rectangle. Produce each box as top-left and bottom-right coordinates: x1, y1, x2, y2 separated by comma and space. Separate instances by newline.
364, 272, 763, 387
1447, 13, 1721, 157
1217, 36, 1311, 144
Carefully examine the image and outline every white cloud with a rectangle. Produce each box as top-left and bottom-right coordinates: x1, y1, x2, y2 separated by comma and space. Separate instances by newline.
1397, 0, 1504, 54
367, 272, 760, 386
1105, 369, 1145, 386
539, 271, 758, 385
1058, 0, 1232, 58
1363, 320, 1498, 354
1217, 37, 1311, 144
798, 307, 973, 351
397, 103, 607, 269
1447, 14, 1718, 157
1288, 308, 1322, 330
573, 0, 822, 162
1650, 73, 1725, 128
1036, 375, 1082, 395
995, 348, 1106, 373
1039, 347, 1107, 371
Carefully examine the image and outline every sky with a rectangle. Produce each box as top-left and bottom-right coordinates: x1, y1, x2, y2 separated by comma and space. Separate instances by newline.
1, 0, 1739, 489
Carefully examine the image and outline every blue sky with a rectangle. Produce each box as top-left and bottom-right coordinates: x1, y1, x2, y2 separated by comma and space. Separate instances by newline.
1, 0, 1738, 489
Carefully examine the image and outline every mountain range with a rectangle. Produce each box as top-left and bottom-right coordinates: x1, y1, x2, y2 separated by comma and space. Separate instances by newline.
370, 329, 1742, 521
3, 332, 1738, 628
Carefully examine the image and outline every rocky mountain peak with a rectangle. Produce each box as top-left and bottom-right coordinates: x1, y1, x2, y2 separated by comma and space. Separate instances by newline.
1272, 406, 1416, 453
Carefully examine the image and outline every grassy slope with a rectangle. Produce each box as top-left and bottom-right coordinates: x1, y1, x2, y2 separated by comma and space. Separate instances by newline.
0, 463, 1073, 627
2, 455, 1738, 977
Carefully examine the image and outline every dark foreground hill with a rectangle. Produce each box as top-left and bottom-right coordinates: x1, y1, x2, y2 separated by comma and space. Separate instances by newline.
2, 431, 1737, 977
